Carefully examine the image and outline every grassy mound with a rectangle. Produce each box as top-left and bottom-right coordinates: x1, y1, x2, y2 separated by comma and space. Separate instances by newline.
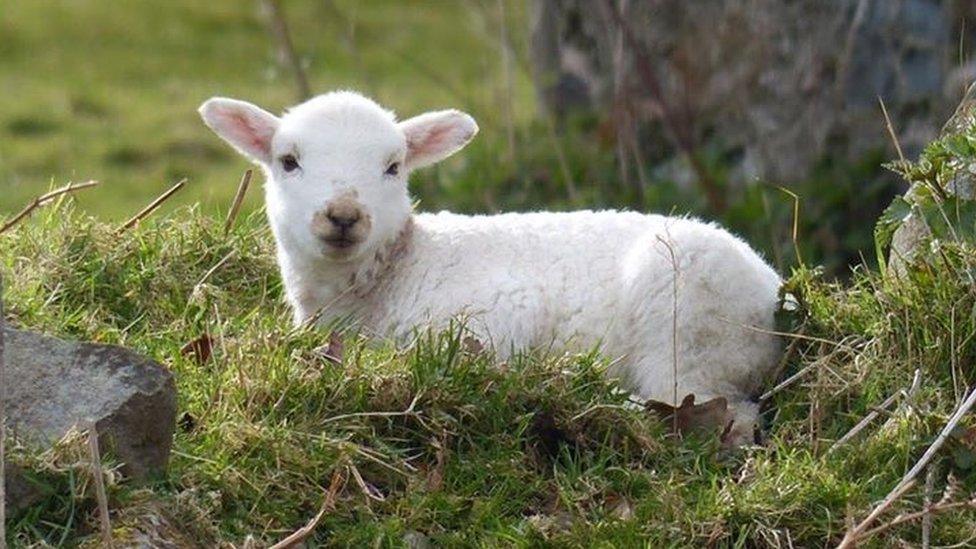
2, 196, 976, 546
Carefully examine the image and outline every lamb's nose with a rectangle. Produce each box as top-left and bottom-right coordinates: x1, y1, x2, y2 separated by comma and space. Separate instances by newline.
327, 211, 360, 229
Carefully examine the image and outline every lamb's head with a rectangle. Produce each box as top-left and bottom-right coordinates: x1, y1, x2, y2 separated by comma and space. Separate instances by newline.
199, 91, 478, 263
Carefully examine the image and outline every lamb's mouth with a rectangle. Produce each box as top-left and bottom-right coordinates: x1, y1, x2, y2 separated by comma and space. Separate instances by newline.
322, 236, 361, 250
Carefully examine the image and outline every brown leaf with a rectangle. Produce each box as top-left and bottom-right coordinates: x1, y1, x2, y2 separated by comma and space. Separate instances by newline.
425, 435, 447, 492
646, 394, 733, 437
314, 331, 344, 365
462, 336, 484, 355
180, 334, 214, 365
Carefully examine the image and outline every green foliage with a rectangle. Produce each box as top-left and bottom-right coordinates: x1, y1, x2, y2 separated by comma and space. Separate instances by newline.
3, 199, 976, 546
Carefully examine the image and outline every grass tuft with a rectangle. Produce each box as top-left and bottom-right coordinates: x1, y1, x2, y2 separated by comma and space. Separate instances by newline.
2, 200, 976, 546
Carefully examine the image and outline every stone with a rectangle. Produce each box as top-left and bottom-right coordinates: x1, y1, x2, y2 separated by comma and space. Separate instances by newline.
530, 0, 974, 187
3, 327, 176, 508
889, 83, 976, 273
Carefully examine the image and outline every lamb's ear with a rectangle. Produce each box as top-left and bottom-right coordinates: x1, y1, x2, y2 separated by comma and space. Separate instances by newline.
399, 110, 478, 170
198, 97, 280, 164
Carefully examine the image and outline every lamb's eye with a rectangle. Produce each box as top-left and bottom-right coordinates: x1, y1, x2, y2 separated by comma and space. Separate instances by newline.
385, 162, 400, 177
280, 154, 300, 172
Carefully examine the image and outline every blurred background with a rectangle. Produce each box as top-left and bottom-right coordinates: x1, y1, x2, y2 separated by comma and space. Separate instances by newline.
1, 0, 975, 275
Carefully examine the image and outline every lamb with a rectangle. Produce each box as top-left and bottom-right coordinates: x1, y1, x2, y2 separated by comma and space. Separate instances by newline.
198, 91, 783, 443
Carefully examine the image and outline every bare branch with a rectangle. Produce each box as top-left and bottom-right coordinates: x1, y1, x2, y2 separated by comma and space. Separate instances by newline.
600, 0, 726, 213
269, 467, 345, 549
88, 424, 113, 548
117, 178, 187, 234
839, 383, 976, 547
224, 169, 253, 235
262, 0, 311, 101
827, 369, 922, 454
878, 96, 906, 164
0, 180, 99, 234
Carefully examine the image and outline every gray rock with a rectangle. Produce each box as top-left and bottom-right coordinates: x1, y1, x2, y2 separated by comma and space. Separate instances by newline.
889, 83, 976, 273
530, 0, 973, 187
3, 327, 176, 507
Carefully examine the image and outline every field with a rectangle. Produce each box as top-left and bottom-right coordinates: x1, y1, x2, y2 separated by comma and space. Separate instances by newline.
0, 0, 538, 219
4, 1, 976, 547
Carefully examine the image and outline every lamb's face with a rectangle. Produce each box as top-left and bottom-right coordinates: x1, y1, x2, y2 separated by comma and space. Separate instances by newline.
199, 91, 478, 264
268, 95, 410, 262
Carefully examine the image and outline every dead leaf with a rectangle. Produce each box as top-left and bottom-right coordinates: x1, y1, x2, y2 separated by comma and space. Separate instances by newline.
425, 434, 447, 492
646, 394, 734, 438
180, 334, 214, 365
313, 331, 344, 365
604, 493, 634, 520
462, 336, 484, 355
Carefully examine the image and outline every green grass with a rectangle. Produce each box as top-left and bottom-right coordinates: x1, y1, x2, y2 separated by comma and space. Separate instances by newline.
1, 0, 899, 277
0, 0, 538, 220
3, 195, 976, 545
4, 1, 976, 546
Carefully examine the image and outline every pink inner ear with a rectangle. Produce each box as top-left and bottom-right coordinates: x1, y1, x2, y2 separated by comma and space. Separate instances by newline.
228, 111, 272, 154
408, 123, 454, 158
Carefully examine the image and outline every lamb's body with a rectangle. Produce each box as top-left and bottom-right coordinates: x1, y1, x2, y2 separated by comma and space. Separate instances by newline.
199, 90, 783, 442
286, 209, 781, 409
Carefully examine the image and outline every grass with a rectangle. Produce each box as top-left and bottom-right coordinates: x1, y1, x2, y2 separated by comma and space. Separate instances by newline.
0, 0, 900, 277
4, 1, 976, 546
0, 0, 538, 220
3, 182, 976, 546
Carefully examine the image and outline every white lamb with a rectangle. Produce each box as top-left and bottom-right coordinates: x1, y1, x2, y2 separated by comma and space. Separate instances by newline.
199, 91, 782, 443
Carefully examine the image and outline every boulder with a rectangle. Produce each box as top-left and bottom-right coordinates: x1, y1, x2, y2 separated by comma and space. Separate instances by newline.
889, 83, 976, 273
3, 327, 176, 508
530, 0, 974, 186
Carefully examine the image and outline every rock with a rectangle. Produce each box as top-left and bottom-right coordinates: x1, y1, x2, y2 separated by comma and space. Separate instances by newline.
3, 327, 176, 507
889, 83, 976, 273
530, 0, 974, 187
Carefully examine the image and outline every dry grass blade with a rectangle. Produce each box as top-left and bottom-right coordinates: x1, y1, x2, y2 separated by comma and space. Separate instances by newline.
117, 178, 187, 234
601, 0, 725, 212
839, 384, 976, 547
224, 169, 253, 235
827, 369, 921, 454
0, 180, 99, 234
269, 467, 345, 549
88, 424, 113, 548
262, 0, 311, 101
878, 96, 906, 164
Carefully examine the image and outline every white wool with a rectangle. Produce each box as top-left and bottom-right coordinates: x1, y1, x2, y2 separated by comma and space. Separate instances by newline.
199, 90, 783, 441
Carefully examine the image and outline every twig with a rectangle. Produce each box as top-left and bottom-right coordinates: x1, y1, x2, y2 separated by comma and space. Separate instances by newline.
117, 178, 187, 234
601, 0, 725, 213
88, 424, 113, 548
320, 393, 422, 425
195, 251, 236, 289
826, 369, 921, 454
655, 233, 680, 417
496, 0, 516, 164
224, 169, 253, 235
269, 467, 345, 549
839, 384, 976, 547
0, 274, 5, 549
922, 464, 937, 549
860, 498, 975, 541
262, 0, 311, 101
878, 95, 905, 163
759, 358, 821, 402
0, 180, 99, 234
878, 96, 906, 164
838, 479, 917, 549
